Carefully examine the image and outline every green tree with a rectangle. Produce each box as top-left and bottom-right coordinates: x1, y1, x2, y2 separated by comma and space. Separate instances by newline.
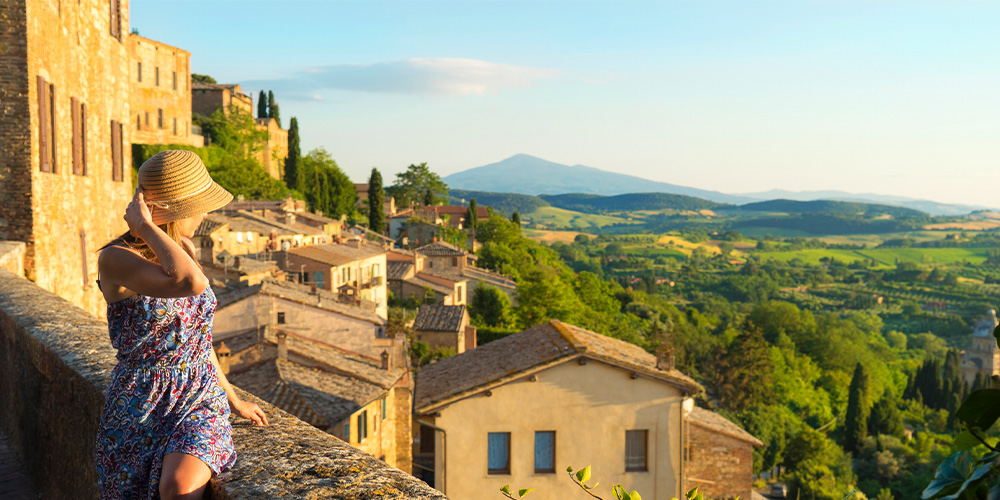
267, 90, 280, 127
469, 284, 515, 328
368, 168, 386, 233
300, 148, 356, 218
511, 210, 521, 229
467, 199, 479, 231
714, 324, 774, 411
388, 162, 449, 207
284, 117, 301, 191
845, 362, 871, 452
194, 106, 269, 159
868, 394, 905, 439
191, 73, 216, 84
516, 269, 582, 328
257, 90, 267, 119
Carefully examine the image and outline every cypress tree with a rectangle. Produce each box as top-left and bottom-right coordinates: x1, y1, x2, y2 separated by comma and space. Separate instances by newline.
466, 199, 478, 230
869, 394, 904, 439
257, 90, 267, 119
845, 362, 870, 452
511, 210, 521, 229
368, 168, 385, 234
267, 91, 280, 127
284, 117, 301, 191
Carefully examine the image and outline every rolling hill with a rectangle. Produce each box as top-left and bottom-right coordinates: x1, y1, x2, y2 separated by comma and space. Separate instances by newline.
737, 199, 928, 219
541, 192, 727, 213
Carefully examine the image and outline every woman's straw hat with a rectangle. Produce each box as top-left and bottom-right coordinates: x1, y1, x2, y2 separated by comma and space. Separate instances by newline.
138, 150, 234, 225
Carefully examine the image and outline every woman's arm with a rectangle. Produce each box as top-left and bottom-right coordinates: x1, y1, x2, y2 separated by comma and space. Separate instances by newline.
209, 347, 269, 426
99, 188, 209, 299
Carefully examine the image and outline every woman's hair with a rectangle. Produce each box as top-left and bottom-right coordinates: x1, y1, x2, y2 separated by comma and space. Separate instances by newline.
100, 221, 199, 265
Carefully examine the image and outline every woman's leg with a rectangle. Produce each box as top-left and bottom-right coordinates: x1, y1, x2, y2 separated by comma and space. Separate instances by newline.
160, 452, 212, 500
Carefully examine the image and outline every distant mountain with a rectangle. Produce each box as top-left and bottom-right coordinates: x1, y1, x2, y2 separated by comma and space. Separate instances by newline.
541, 192, 726, 213
738, 199, 928, 219
444, 154, 753, 204
738, 189, 989, 216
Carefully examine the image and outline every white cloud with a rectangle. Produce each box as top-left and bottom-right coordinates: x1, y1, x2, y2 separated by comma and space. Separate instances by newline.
249, 58, 558, 98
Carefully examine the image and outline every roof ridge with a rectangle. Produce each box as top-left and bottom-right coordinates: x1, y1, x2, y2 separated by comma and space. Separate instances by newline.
549, 319, 587, 353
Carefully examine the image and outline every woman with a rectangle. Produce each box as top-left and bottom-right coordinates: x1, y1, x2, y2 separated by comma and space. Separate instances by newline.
95, 150, 268, 500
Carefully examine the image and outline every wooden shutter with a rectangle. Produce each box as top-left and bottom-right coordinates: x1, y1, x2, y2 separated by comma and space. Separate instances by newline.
81, 102, 88, 175
110, 120, 121, 182
71, 97, 81, 175
37, 76, 50, 172
49, 83, 57, 173
109, 0, 120, 39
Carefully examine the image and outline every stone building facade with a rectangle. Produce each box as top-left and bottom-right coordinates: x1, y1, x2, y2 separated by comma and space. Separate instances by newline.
962, 309, 1000, 385
683, 407, 762, 500
0, 0, 134, 317
191, 80, 253, 117
127, 34, 199, 146
255, 117, 287, 180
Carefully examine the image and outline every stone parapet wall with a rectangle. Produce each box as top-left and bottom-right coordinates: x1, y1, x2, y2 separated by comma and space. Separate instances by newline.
0, 268, 447, 499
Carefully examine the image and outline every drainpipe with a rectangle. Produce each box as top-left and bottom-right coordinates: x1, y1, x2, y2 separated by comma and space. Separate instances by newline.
680, 394, 694, 498
416, 418, 447, 495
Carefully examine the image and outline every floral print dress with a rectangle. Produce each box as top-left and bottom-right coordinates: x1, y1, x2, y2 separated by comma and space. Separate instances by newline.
95, 286, 235, 499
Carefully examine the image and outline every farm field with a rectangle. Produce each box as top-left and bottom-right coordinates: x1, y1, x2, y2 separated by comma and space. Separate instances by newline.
523, 228, 582, 244
525, 206, 636, 229
756, 247, 992, 267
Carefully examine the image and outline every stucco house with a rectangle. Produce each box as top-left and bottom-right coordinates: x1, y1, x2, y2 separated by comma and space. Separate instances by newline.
277, 241, 389, 318
414, 242, 517, 306
413, 320, 705, 499
413, 305, 476, 354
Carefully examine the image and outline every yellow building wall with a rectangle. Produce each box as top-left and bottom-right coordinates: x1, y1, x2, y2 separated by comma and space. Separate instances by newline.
428, 360, 685, 500
128, 34, 194, 145
331, 385, 411, 470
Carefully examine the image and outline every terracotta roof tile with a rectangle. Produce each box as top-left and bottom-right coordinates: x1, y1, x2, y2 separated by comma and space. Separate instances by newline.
213, 279, 384, 325
687, 407, 763, 446
415, 241, 467, 257
414, 319, 701, 411
387, 261, 413, 281
413, 305, 467, 332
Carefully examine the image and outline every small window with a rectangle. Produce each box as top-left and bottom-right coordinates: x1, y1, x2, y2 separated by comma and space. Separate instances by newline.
488, 432, 510, 475
71, 97, 87, 175
136, 114, 140, 130
535, 431, 555, 474
157, 109, 163, 129
381, 398, 387, 420
173, 117, 177, 135
357, 410, 368, 442
172, 71, 177, 90
277, 312, 285, 324
246, 232, 254, 241
428, 261, 434, 268
420, 425, 435, 454
313, 271, 325, 287
109, 0, 121, 39
452, 257, 458, 267
144, 112, 149, 128
625, 430, 648, 472
110, 120, 123, 182
155, 67, 160, 86
137, 61, 142, 82
345, 421, 351, 443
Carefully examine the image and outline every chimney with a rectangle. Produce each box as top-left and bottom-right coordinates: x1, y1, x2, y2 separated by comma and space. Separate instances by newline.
216, 342, 231, 375
656, 345, 674, 371
277, 331, 287, 361
285, 213, 296, 225
381, 350, 391, 371
349, 239, 362, 249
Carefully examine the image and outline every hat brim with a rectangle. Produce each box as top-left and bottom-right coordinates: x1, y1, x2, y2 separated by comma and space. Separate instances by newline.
149, 181, 234, 226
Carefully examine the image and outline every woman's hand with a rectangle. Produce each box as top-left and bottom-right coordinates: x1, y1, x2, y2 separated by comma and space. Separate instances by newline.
231, 399, 269, 426
124, 187, 155, 238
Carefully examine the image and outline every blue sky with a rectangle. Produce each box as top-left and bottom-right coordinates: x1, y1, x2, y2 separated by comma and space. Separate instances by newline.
131, 1, 1000, 206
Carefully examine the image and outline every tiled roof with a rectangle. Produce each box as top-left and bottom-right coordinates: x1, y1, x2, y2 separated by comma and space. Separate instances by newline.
416, 272, 466, 287
463, 267, 516, 289
413, 305, 467, 332
415, 241, 466, 257
387, 261, 413, 281
220, 199, 291, 211
289, 243, 385, 266
213, 278, 384, 325
414, 319, 701, 411
207, 256, 279, 276
195, 214, 229, 237
687, 407, 763, 446
294, 211, 338, 224
431, 206, 489, 217
402, 276, 454, 296
234, 210, 323, 236
267, 330, 401, 388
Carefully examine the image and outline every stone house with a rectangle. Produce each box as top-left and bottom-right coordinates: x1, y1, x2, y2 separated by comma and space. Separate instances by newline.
212, 277, 387, 344
683, 407, 763, 500
278, 241, 389, 319
388, 209, 415, 240
254, 116, 287, 180
219, 327, 412, 471
191, 80, 253, 117
386, 249, 467, 306
413, 305, 476, 354
127, 34, 199, 146
414, 241, 517, 306
961, 309, 1000, 384
417, 205, 489, 231
413, 319, 708, 499
0, 0, 134, 317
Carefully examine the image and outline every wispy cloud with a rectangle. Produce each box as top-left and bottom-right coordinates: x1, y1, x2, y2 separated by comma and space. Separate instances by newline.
247, 58, 558, 98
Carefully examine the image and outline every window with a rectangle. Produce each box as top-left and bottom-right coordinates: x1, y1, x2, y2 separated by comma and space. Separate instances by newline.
625, 430, 648, 472
535, 431, 555, 474
136, 114, 140, 130
173, 117, 177, 135
419, 425, 435, 454
137, 61, 142, 82
236, 232, 243, 243
172, 71, 177, 90
452, 257, 458, 267
157, 109, 163, 129
155, 67, 160, 86
109, 0, 121, 39
428, 261, 434, 268
357, 410, 368, 442
277, 312, 285, 324
36, 76, 57, 173
110, 120, 123, 181
144, 112, 149, 128
381, 398, 386, 420
345, 421, 351, 443
71, 97, 87, 175
488, 432, 511, 474
312, 271, 325, 287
